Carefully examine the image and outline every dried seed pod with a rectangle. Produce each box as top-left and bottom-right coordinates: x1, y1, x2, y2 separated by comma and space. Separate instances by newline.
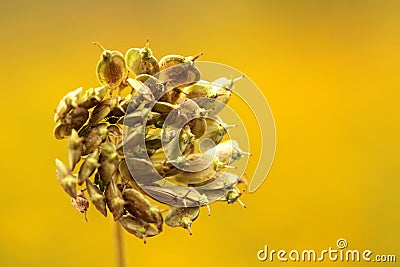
142, 185, 208, 207
71, 190, 89, 221
105, 179, 125, 221
82, 123, 108, 155
118, 160, 146, 194
179, 125, 195, 155
54, 87, 82, 122
205, 140, 250, 165
125, 39, 160, 76
93, 42, 127, 89
158, 53, 202, 87
88, 98, 117, 125
152, 101, 176, 114
187, 118, 206, 139
78, 149, 100, 185
123, 188, 163, 232
219, 186, 246, 208
98, 143, 118, 186
135, 74, 166, 100
68, 107, 89, 131
86, 179, 107, 217
118, 215, 159, 242
78, 86, 108, 109
165, 206, 200, 235
200, 118, 235, 145
68, 129, 83, 170
53, 123, 73, 140
107, 125, 122, 137
55, 159, 77, 198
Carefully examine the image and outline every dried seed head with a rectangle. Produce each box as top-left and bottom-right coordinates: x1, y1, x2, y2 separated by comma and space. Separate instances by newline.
93, 42, 127, 89
71, 190, 89, 221
78, 149, 100, 185
68, 129, 83, 170
165, 206, 200, 235
118, 215, 159, 242
86, 179, 107, 217
55, 158, 77, 198
125, 39, 160, 76
54, 87, 82, 122
105, 179, 125, 221
123, 188, 163, 232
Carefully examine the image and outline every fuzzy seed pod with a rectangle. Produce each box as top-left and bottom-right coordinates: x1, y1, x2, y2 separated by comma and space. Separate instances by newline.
125, 40, 160, 76
55, 158, 77, 198
86, 179, 107, 217
78, 149, 100, 185
105, 179, 125, 221
123, 188, 163, 232
93, 42, 127, 89
165, 206, 200, 235
118, 215, 159, 242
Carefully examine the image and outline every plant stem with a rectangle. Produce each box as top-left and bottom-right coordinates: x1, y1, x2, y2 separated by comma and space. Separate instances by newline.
114, 222, 126, 267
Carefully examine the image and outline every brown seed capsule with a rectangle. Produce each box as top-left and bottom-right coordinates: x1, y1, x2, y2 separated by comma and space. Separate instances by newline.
123, 188, 163, 232
118, 215, 159, 242
105, 179, 125, 221
165, 206, 200, 235
93, 42, 127, 89
68, 129, 83, 170
55, 158, 77, 198
54, 87, 82, 122
125, 39, 160, 76
78, 86, 108, 109
86, 179, 107, 217
78, 149, 100, 185
118, 160, 146, 194
71, 190, 89, 221
88, 98, 117, 125
187, 118, 207, 139
53, 123, 73, 140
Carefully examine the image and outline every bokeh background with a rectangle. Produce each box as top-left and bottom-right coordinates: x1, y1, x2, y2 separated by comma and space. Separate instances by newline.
0, 0, 399, 266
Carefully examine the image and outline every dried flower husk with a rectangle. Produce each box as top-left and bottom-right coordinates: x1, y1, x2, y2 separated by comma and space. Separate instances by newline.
86, 179, 107, 217
165, 206, 200, 235
200, 118, 235, 145
55, 158, 77, 198
78, 86, 108, 109
82, 123, 108, 155
71, 190, 89, 221
118, 215, 159, 242
89, 98, 117, 125
98, 143, 118, 186
68, 129, 83, 170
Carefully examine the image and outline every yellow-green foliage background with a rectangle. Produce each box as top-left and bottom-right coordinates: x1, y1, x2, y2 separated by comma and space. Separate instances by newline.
0, 1, 399, 266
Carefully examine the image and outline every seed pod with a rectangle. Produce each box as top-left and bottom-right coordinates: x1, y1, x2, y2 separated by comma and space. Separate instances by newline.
82, 123, 108, 155
55, 159, 77, 198
68, 129, 83, 170
118, 160, 146, 194
123, 188, 163, 232
119, 215, 159, 243
98, 143, 118, 186
78, 86, 108, 109
165, 206, 200, 235
205, 140, 250, 165
71, 190, 89, 221
200, 118, 235, 145
54, 87, 82, 122
53, 123, 73, 140
88, 97, 117, 125
107, 125, 122, 137
105, 179, 125, 221
141, 185, 208, 207
93, 42, 127, 89
187, 118, 206, 139
158, 54, 202, 87
86, 179, 107, 217
219, 186, 246, 208
125, 39, 160, 76
136, 74, 166, 100
68, 107, 89, 131
78, 149, 100, 185
179, 125, 195, 155
152, 101, 176, 114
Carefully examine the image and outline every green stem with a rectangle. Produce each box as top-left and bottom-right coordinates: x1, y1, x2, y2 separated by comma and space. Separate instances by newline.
114, 222, 126, 267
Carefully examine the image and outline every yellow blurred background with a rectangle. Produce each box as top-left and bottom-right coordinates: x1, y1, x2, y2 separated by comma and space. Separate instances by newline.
0, 0, 399, 266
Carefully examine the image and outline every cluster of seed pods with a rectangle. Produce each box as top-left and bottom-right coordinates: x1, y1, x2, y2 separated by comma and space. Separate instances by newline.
54, 40, 249, 242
